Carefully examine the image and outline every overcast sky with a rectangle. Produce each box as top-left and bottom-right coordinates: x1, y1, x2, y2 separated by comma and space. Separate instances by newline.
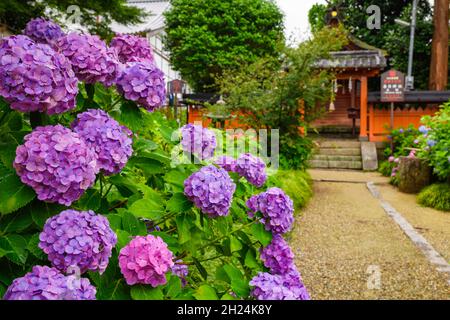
274, 0, 327, 44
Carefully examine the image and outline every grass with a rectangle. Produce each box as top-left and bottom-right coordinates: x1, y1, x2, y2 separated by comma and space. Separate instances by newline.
270, 170, 313, 212
417, 183, 450, 212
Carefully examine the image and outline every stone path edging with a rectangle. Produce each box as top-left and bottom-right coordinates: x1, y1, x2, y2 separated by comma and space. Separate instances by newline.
366, 181, 450, 285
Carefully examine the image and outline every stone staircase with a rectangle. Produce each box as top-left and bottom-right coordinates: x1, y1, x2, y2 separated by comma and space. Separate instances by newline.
308, 139, 363, 170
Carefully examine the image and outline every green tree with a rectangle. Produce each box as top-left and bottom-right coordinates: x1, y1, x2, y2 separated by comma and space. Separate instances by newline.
308, 0, 434, 90
164, 0, 284, 92
0, 0, 146, 39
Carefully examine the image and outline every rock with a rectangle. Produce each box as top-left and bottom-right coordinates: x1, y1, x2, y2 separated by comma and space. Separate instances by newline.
397, 157, 431, 194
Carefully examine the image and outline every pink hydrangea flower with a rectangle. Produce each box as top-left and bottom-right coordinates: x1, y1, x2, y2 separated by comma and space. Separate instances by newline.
119, 235, 174, 287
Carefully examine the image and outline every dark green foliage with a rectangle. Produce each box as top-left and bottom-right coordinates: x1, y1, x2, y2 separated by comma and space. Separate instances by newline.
279, 136, 314, 171
164, 0, 284, 91
269, 170, 313, 211
417, 183, 450, 212
0, 0, 146, 39
379, 160, 395, 177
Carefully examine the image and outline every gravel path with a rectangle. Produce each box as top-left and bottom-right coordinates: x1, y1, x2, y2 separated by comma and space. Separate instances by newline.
290, 169, 450, 300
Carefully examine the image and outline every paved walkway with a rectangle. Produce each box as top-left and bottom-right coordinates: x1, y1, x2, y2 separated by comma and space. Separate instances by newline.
290, 169, 450, 300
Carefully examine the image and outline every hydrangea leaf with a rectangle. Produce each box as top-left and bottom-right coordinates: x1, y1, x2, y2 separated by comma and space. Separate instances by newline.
119, 101, 143, 132
167, 193, 192, 213
165, 275, 182, 299
244, 248, 259, 269
193, 285, 218, 300
0, 174, 36, 215
131, 285, 164, 300
120, 211, 147, 236
251, 223, 273, 246
76, 189, 101, 211
29, 201, 65, 228
128, 198, 164, 220
0, 234, 28, 265
26, 234, 46, 260
0, 209, 33, 233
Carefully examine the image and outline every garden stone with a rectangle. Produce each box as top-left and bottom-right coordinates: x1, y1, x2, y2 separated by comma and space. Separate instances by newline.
397, 157, 431, 194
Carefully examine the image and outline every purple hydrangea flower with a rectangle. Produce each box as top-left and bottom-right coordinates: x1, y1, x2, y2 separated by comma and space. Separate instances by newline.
13, 125, 98, 206
184, 165, 236, 218
234, 153, 267, 187
215, 156, 236, 172
0, 35, 78, 114
180, 124, 217, 160
418, 125, 429, 135
260, 234, 295, 274
3, 266, 96, 300
55, 33, 120, 87
116, 61, 166, 112
427, 139, 437, 147
110, 34, 155, 64
71, 109, 133, 175
119, 235, 174, 287
39, 209, 117, 274
398, 129, 404, 134
171, 260, 189, 287
246, 187, 294, 234
249, 271, 309, 300
24, 17, 64, 45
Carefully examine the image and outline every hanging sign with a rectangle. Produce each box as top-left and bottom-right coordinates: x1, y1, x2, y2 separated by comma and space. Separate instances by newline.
381, 70, 405, 102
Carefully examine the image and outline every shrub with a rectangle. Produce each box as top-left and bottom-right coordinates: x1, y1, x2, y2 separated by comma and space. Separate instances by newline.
417, 102, 450, 181
417, 183, 450, 212
279, 136, 314, 171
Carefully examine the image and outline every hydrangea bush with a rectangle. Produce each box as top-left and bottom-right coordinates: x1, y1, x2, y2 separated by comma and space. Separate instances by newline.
0, 18, 310, 301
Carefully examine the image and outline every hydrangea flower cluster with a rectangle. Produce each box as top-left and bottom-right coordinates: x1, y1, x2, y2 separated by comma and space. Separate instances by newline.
249, 271, 309, 300
72, 109, 133, 175
184, 165, 236, 218
119, 235, 174, 287
116, 62, 166, 112
246, 188, 294, 234
13, 125, 98, 206
0, 35, 78, 114
215, 156, 236, 172
234, 153, 267, 187
3, 266, 96, 300
110, 34, 155, 64
39, 209, 117, 274
180, 124, 217, 160
260, 234, 294, 274
24, 17, 64, 45
55, 33, 120, 87
171, 260, 189, 287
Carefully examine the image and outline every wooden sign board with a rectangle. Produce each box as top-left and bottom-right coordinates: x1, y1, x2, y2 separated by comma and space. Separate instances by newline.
381, 70, 405, 102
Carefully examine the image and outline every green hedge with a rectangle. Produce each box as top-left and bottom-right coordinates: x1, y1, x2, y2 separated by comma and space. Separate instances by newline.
417, 183, 450, 212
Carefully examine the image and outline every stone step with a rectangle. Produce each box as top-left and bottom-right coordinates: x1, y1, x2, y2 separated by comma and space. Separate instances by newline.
317, 140, 361, 149
308, 159, 363, 170
311, 154, 362, 162
317, 148, 361, 156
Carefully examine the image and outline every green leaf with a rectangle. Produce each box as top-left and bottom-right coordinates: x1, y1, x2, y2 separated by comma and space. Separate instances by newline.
223, 264, 242, 281
133, 137, 158, 153
193, 285, 218, 300
27, 234, 46, 260
230, 236, 242, 252
215, 266, 230, 283
131, 285, 164, 300
0, 174, 36, 215
107, 214, 122, 231
176, 214, 191, 244
128, 198, 164, 220
165, 275, 182, 298
0, 234, 28, 264
128, 157, 166, 176
121, 211, 147, 236
0, 209, 33, 233
251, 223, 273, 246
120, 101, 143, 132
166, 193, 192, 213
76, 188, 101, 211
244, 248, 259, 269
221, 293, 239, 300
192, 257, 208, 281
231, 278, 250, 298
0, 247, 12, 258
164, 169, 191, 191
116, 229, 132, 250
30, 201, 64, 228
97, 279, 130, 300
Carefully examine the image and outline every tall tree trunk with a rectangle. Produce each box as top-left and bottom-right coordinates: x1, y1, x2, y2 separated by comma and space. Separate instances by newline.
429, 0, 449, 91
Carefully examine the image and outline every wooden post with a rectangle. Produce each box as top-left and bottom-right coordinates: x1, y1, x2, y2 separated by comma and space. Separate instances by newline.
369, 103, 374, 141
429, 0, 449, 90
359, 76, 368, 141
